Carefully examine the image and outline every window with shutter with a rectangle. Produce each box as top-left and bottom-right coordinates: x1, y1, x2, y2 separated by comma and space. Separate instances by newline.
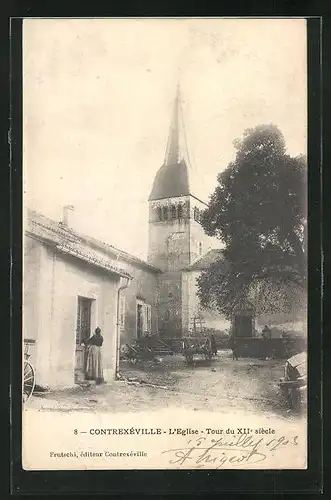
146, 304, 152, 333
171, 205, 177, 219
163, 206, 168, 220
142, 304, 148, 333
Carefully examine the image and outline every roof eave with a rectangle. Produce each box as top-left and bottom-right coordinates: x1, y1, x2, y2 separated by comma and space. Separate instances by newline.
26, 211, 161, 274
148, 192, 191, 202
25, 231, 133, 280
56, 243, 133, 280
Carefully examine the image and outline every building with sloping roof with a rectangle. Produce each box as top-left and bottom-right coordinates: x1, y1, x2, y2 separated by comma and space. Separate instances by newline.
181, 250, 231, 335
185, 249, 227, 272
24, 207, 160, 388
24, 86, 229, 389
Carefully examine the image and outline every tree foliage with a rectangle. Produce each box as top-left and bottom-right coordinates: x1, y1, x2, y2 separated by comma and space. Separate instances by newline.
197, 124, 307, 319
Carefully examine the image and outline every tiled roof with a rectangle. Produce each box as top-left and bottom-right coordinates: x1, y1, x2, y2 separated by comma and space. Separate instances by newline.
74, 226, 161, 273
55, 243, 133, 279
186, 249, 227, 272
25, 209, 160, 276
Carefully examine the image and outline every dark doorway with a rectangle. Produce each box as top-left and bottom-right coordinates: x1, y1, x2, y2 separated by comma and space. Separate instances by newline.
137, 303, 143, 338
233, 315, 253, 337
75, 296, 93, 382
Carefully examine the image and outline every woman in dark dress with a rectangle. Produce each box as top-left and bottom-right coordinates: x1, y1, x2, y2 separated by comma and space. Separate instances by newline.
230, 336, 238, 361
210, 334, 217, 355
83, 327, 104, 384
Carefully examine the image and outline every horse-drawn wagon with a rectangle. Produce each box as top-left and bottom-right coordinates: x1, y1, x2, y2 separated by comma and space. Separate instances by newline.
182, 336, 213, 365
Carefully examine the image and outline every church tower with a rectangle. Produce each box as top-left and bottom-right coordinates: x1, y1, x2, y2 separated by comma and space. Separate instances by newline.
148, 86, 212, 337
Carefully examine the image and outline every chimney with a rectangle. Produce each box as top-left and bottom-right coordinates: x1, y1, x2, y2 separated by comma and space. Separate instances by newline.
62, 205, 75, 228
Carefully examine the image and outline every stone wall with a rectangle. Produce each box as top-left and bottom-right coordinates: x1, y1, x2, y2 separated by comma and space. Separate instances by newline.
188, 197, 216, 262
157, 271, 183, 337
148, 197, 191, 271
148, 195, 217, 271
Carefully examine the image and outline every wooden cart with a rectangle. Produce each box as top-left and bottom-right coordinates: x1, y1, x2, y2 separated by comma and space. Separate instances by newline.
121, 336, 174, 364
182, 337, 213, 365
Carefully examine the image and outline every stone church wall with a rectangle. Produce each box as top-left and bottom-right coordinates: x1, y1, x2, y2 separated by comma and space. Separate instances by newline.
188, 198, 217, 262
157, 271, 183, 337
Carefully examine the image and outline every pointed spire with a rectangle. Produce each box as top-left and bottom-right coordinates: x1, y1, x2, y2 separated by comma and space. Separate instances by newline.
164, 84, 191, 168
148, 84, 193, 201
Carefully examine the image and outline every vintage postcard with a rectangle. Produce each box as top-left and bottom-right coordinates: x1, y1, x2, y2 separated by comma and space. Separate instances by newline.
22, 17, 308, 470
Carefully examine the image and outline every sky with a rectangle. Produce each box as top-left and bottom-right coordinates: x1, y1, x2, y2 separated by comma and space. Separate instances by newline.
23, 18, 307, 259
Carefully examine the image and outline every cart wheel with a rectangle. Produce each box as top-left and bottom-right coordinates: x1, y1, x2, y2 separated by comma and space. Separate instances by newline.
23, 361, 35, 403
186, 355, 193, 365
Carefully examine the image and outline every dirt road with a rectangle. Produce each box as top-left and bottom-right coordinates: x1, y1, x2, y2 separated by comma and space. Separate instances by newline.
27, 350, 291, 418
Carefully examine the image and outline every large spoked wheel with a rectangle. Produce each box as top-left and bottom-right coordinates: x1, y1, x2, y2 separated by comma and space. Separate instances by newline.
23, 360, 35, 404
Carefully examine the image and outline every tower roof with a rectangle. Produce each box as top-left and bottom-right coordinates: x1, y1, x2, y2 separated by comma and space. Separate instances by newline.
149, 86, 192, 201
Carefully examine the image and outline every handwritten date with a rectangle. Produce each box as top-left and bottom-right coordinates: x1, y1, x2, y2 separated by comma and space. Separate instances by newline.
162, 434, 299, 468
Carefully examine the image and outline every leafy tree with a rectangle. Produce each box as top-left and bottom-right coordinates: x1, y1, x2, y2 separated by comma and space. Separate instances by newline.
197, 124, 307, 319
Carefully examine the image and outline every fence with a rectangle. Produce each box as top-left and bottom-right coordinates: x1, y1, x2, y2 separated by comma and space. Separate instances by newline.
155, 335, 306, 359
233, 337, 306, 359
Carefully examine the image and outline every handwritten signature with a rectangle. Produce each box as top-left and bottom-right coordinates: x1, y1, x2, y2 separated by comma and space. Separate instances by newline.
162, 434, 299, 468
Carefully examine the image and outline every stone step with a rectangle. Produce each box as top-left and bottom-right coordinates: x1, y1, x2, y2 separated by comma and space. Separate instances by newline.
153, 349, 173, 356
